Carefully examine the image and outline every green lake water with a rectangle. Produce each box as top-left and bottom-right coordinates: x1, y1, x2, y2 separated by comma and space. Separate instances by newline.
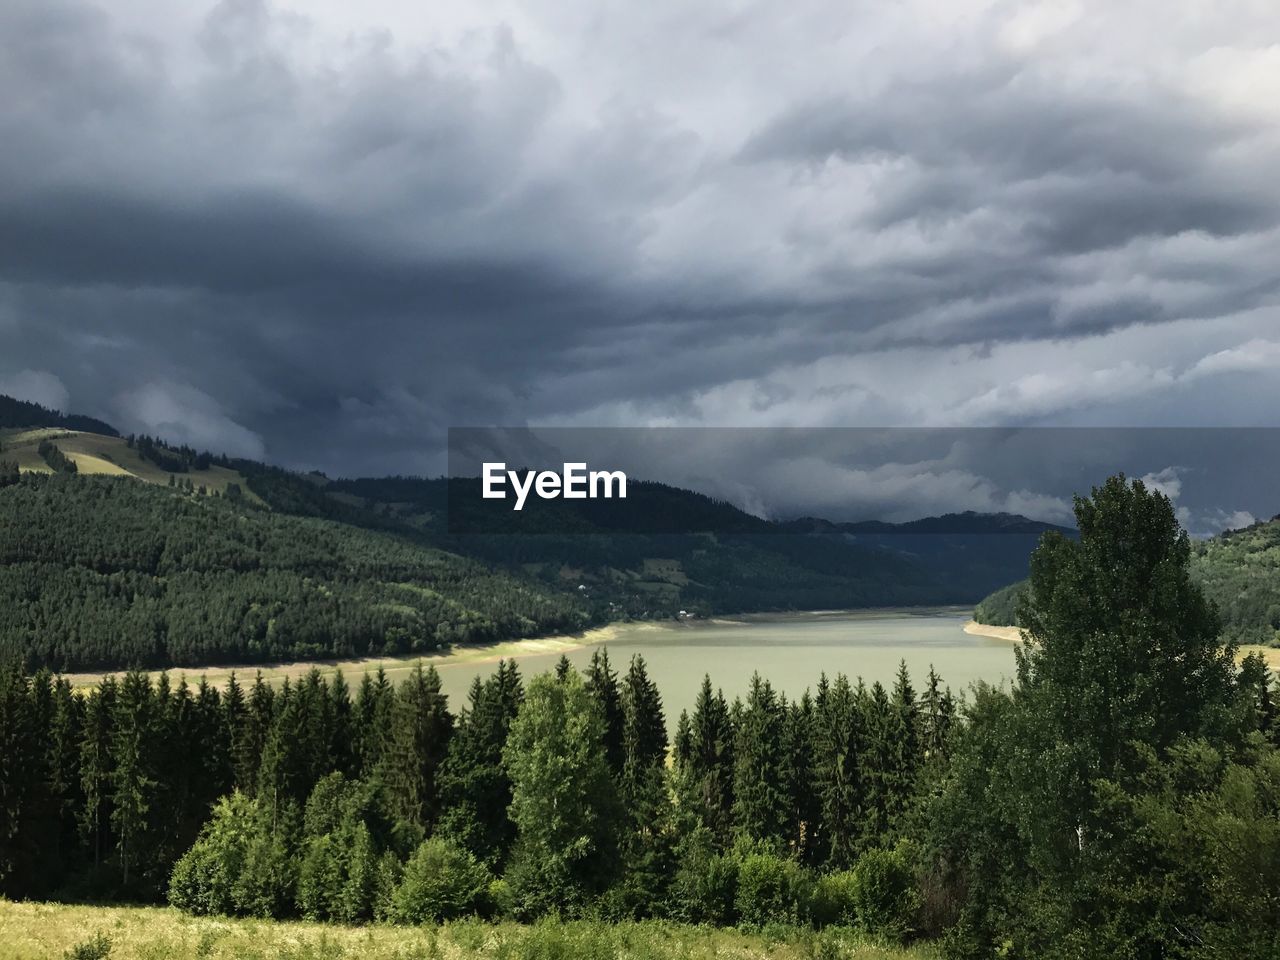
432, 608, 1017, 726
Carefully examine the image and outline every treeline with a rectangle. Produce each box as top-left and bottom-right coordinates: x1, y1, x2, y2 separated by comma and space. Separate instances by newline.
0, 654, 950, 941
126, 434, 227, 474
0, 393, 118, 436
38, 439, 78, 474
0, 473, 593, 669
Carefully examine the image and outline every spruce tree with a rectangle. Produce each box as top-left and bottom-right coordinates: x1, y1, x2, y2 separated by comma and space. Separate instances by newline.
616, 655, 672, 914
677, 675, 736, 846
0, 663, 38, 894
732, 673, 788, 845
813, 673, 863, 868
585, 648, 625, 777
111, 671, 157, 888
438, 662, 523, 865
379, 665, 453, 832
79, 677, 116, 870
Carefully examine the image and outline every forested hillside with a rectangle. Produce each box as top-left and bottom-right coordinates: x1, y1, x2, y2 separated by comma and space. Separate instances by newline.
0, 473, 592, 670
973, 515, 1280, 647
0, 395, 1064, 671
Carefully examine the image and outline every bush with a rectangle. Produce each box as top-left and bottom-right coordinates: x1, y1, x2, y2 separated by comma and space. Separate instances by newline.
810, 869, 859, 928
63, 933, 111, 960
168, 792, 261, 916
848, 844, 919, 943
734, 851, 812, 927
391, 837, 493, 923
670, 829, 739, 925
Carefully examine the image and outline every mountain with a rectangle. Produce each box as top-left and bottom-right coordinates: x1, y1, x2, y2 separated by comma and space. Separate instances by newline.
972, 515, 1280, 648
1, 395, 1062, 670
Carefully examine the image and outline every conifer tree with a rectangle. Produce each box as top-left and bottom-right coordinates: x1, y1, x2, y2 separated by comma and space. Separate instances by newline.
860, 680, 894, 842
677, 675, 736, 846
379, 665, 453, 832
328, 670, 355, 778
732, 673, 788, 845
615, 655, 672, 914
585, 648, 625, 777
0, 663, 38, 894
79, 677, 116, 870
438, 661, 523, 865
813, 673, 863, 868
885, 661, 920, 827
47, 677, 84, 867
355, 668, 394, 778
782, 691, 820, 862
111, 671, 157, 888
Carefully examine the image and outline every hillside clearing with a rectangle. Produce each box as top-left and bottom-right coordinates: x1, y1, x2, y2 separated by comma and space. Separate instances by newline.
0, 901, 936, 960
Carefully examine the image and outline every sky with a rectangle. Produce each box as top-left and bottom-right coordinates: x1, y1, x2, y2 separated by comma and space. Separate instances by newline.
3, 0, 1279, 525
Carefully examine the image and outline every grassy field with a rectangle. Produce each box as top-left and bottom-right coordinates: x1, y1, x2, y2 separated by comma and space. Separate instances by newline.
0, 901, 938, 960
0, 428, 263, 502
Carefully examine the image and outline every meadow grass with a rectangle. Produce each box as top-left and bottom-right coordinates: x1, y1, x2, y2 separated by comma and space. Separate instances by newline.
0, 900, 940, 960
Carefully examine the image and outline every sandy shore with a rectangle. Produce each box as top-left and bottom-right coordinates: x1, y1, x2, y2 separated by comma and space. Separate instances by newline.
63, 620, 672, 690
963, 619, 1024, 643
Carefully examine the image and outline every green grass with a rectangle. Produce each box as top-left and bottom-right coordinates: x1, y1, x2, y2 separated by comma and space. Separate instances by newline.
0, 901, 939, 960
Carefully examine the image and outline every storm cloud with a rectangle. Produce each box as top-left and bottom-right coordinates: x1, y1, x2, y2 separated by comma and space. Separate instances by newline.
3, 0, 1279, 509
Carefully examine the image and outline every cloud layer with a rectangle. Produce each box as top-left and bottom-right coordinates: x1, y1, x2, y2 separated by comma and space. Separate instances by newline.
3, 0, 1279, 510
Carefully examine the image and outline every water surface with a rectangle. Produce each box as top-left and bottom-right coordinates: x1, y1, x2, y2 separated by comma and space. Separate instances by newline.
434, 608, 1016, 725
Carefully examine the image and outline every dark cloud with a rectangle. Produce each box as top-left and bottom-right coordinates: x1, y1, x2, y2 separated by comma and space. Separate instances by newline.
1, 0, 1278, 502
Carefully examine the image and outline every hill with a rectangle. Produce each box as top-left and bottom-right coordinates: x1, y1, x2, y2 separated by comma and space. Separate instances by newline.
0, 472, 591, 671
0, 393, 1063, 669
972, 516, 1280, 647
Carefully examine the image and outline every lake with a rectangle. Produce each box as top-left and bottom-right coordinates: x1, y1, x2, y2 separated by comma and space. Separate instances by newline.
432, 608, 1018, 726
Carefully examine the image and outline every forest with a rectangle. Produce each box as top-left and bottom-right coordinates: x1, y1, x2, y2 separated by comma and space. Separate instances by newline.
0, 473, 592, 670
2, 477, 1279, 959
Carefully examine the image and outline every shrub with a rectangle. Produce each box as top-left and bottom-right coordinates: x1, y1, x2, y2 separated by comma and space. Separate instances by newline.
734, 851, 812, 927
810, 869, 859, 928
669, 830, 739, 925
848, 844, 919, 943
63, 933, 111, 960
391, 837, 493, 923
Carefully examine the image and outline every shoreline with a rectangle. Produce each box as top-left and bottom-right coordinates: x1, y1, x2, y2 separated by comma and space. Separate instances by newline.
63, 606, 976, 690
963, 619, 1024, 643
63, 621, 670, 690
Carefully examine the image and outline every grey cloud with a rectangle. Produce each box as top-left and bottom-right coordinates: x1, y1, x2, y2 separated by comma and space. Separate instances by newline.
1, 0, 1279, 503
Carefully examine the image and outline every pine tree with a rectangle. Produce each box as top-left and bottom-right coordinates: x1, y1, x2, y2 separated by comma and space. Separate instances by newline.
677, 675, 735, 847
438, 661, 523, 865
379, 664, 453, 832
732, 673, 788, 845
885, 661, 920, 827
860, 680, 894, 843
79, 677, 116, 870
616, 655, 672, 915
234, 673, 273, 792
585, 648, 625, 777
328, 670, 355, 778
355, 668, 394, 779
782, 691, 820, 862
111, 671, 157, 888
813, 673, 863, 868
0, 663, 39, 894
47, 677, 84, 869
